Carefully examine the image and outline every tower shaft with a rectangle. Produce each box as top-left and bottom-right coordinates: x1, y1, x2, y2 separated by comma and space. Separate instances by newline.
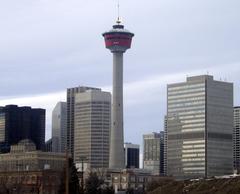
109, 52, 125, 169
103, 20, 134, 169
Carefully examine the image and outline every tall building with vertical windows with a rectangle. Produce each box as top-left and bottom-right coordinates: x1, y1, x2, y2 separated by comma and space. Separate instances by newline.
164, 116, 168, 176
74, 89, 111, 169
124, 143, 140, 169
52, 102, 67, 153
0, 105, 45, 153
233, 107, 240, 172
66, 86, 100, 158
143, 132, 164, 175
167, 75, 233, 179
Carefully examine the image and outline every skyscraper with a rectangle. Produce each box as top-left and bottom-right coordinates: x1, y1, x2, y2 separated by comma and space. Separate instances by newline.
233, 107, 240, 172
124, 143, 140, 169
167, 75, 233, 179
164, 116, 168, 176
74, 89, 111, 169
0, 105, 45, 153
52, 102, 67, 153
66, 86, 100, 158
143, 132, 164, 175
103, 18, 134, 169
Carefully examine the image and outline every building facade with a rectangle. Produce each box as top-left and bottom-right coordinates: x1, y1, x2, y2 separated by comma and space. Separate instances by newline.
0, 105, 45, 153
233, 107, 240, 172
124, 143, 140, 169
52, 102, 67, 153
67, 86, 100, 158
0, 170, 62, 194
0, 139, 65, 172
0, 139, 65, 194
74, 89, 111, 169
143, 132, 164, 175
167, 75, 233, 179
164, 116, 168, 176
45, 138, 52, 152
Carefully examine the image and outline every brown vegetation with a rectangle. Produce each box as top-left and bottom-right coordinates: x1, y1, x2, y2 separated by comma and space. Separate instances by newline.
147, 177, 240, 194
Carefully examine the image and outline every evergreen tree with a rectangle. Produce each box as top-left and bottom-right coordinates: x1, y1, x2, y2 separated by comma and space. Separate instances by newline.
85, 172, 103, 194
69, 157, 80, 194
58, 157, 81, 194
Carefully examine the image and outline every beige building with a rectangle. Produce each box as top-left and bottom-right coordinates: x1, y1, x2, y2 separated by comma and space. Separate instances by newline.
74, 89, 111, 169
67, 86, 100, 158
0, 139, 66, 172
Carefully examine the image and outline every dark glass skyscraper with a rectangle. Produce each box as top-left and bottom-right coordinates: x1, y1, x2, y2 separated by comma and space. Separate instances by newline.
124, 143, 140, 169
0, 105, 45, 153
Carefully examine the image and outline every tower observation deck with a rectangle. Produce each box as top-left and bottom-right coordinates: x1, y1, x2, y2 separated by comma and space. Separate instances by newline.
103, 20, 134, 169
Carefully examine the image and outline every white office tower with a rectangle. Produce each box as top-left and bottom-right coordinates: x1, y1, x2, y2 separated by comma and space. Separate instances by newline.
74, 89, 111, 169
67, 86, 100, 158
167, 75, 233, 179
233, 107, 240, 172
143, 132, 164, 175
52, 102, 67, 153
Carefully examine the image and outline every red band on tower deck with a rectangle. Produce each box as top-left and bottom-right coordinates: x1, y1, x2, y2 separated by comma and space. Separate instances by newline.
105, 39, 132, 47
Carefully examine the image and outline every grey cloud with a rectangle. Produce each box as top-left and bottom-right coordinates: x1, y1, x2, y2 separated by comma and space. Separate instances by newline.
0, 0, 240, 144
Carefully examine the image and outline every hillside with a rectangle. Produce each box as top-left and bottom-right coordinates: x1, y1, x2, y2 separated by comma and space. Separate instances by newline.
148, 177, 240, 194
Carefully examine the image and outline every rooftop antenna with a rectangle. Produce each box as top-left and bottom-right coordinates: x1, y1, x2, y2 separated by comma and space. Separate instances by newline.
117, 0, 121, 24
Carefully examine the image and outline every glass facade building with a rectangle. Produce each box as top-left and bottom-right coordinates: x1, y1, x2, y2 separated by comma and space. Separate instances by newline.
0, 105, 45, 153
233, 107, 240, 172
167, 75, 233, 179
143, 132, 164, 175
124, 143, 140, 169
52, 102, 67, 153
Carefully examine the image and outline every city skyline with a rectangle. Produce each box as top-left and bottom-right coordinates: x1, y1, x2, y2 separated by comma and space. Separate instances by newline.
0, 0, 240, 146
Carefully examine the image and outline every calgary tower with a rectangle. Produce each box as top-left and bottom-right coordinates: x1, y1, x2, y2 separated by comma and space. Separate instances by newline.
103, 17, 134, 169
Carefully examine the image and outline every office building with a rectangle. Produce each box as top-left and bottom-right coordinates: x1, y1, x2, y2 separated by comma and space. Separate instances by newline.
143, 132, 164, 175
45, 138, 52, 152
164, 116, 168, 176
74, 89, 111, 169
67, 86, 100, 158
124, 143, 140, 169
167, 75, 233, 179
103, 17, 134, 169
52, 102, 67, 153
234, 106, 240, 172
0, 105, 45, 153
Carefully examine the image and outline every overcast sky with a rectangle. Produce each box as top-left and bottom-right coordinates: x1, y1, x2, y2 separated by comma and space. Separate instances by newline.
0, 0, 240, 147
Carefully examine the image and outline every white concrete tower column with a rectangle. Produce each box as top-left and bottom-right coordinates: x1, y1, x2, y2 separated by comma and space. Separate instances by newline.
109, 52, 124, 169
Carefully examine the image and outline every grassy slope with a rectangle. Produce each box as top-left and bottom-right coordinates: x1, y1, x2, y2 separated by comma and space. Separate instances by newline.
148, 177, 240, 194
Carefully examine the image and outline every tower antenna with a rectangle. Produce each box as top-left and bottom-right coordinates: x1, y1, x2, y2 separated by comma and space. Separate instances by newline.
117, 0, 121, 24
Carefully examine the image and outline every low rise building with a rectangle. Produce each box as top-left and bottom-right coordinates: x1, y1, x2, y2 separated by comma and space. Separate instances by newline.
0, 139, 66, 194
0, 139, 66, 172
0, 170, 62, 194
